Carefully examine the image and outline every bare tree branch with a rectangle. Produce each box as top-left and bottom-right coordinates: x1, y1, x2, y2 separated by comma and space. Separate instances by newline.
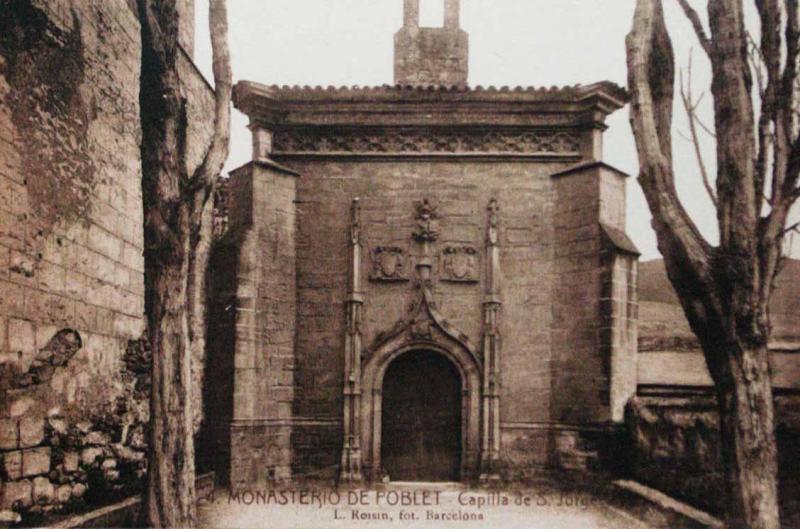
783, 220, 800, 235
186, 0, 233, 435
707, 0, 758, 252
755, 0, 788, 217
779, 0, 800, 201
747, 32, 767, 100
627, 0, 712, 278
680, 52, 718, 206
676, 0, 712, 55
760, 1, 800, 280
694, 114, 716, 138
186, 0, 232, 192
751, 31, 772, 207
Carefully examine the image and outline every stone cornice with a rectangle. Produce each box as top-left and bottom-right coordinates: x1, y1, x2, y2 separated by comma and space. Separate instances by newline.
233, 80, 628, 130
234, 80, 627, 103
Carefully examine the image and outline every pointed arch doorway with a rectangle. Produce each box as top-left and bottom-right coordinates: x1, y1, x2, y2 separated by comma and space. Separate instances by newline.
380, 349, 462, 481
358, 332, 483, 483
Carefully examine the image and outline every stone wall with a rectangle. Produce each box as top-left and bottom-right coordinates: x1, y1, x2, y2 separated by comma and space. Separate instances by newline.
625, 395, 800, 519
288, 159, 560, 416
550, 163, 635, 426
0, 0, 214, 523
0, 1, 145, 521
206, 160, 298, 488
277, 156, 636, 479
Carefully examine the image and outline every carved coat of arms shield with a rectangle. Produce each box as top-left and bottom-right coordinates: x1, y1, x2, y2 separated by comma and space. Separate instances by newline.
442, 246, 479, 282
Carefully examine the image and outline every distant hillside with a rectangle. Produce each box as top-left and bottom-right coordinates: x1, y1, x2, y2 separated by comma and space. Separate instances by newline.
638, 258, 800, 351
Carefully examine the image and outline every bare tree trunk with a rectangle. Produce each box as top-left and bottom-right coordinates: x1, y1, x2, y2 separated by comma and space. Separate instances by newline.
146, 211, 197, 527
139, 0, 231, 526
715, 343, 779, 529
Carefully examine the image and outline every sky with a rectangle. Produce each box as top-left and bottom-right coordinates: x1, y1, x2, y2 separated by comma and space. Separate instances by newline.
193, 0, 799, 260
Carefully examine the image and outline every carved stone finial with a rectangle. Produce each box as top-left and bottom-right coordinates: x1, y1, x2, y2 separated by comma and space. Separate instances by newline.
350, 197, 361, 245
412, 198, 440, 242
487, 198, 499, 245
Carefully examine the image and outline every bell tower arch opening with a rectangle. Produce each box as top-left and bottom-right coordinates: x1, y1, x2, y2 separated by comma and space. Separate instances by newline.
418, 0, 445, 27
380, 349, 463, 482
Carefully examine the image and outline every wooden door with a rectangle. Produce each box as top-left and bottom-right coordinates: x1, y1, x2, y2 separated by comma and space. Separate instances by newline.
380, 349, 462, 481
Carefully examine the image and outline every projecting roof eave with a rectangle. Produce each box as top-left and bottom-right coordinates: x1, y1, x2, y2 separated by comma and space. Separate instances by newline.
600, 222, 641, 257
233, 80, 628, 129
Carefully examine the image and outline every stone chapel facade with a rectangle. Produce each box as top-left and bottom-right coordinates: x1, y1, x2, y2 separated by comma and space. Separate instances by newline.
204, 0, 639, 488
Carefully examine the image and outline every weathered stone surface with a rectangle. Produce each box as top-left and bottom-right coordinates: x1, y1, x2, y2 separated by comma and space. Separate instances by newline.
8, 398, 33, 418
82, 431, 110, 447
0, 480, 32, 510
0, 510, 21, 525
47, 417, 67, 436
55, 485, 71, 504
61, 452, 79, 473
18, 418, 44, 448
625, 396, 725, 514
394, 0, 468, 87
1, 451, 22, 480
80, 447, 103, 467
112, 443, 144, 463
21, 448, 50, 477
0, 419, 18, 450
74, 422, 92, 435
31, 477, 54, 505
7, 319, 34, 356
71, 483, 87, 499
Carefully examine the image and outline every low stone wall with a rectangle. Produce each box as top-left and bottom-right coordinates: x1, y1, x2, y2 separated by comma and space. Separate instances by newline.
625, 394, 800, 517
0, 338, 149, 525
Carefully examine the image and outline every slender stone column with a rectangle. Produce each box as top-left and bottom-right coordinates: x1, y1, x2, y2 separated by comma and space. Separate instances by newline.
480, 198, 502, 482
340, 198, 364, 483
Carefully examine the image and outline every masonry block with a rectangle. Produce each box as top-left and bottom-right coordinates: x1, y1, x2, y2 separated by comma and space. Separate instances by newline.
1, 451, 22, 480
18, 418, 44, 448
0, 419, 18, 450
7, 319, 34, 356
62, 452, 79, 473
1, 479, 32, 510
31, 477, 55, 505
21, 447, 50, 477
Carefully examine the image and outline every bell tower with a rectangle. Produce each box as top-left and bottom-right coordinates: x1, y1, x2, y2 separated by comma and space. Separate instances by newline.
394, 0, 469, 87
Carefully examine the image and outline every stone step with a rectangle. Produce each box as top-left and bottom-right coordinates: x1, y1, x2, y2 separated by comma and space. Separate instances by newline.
384, 481, 465, 492
559, 449, 600, 472
555, 430, 596, 452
